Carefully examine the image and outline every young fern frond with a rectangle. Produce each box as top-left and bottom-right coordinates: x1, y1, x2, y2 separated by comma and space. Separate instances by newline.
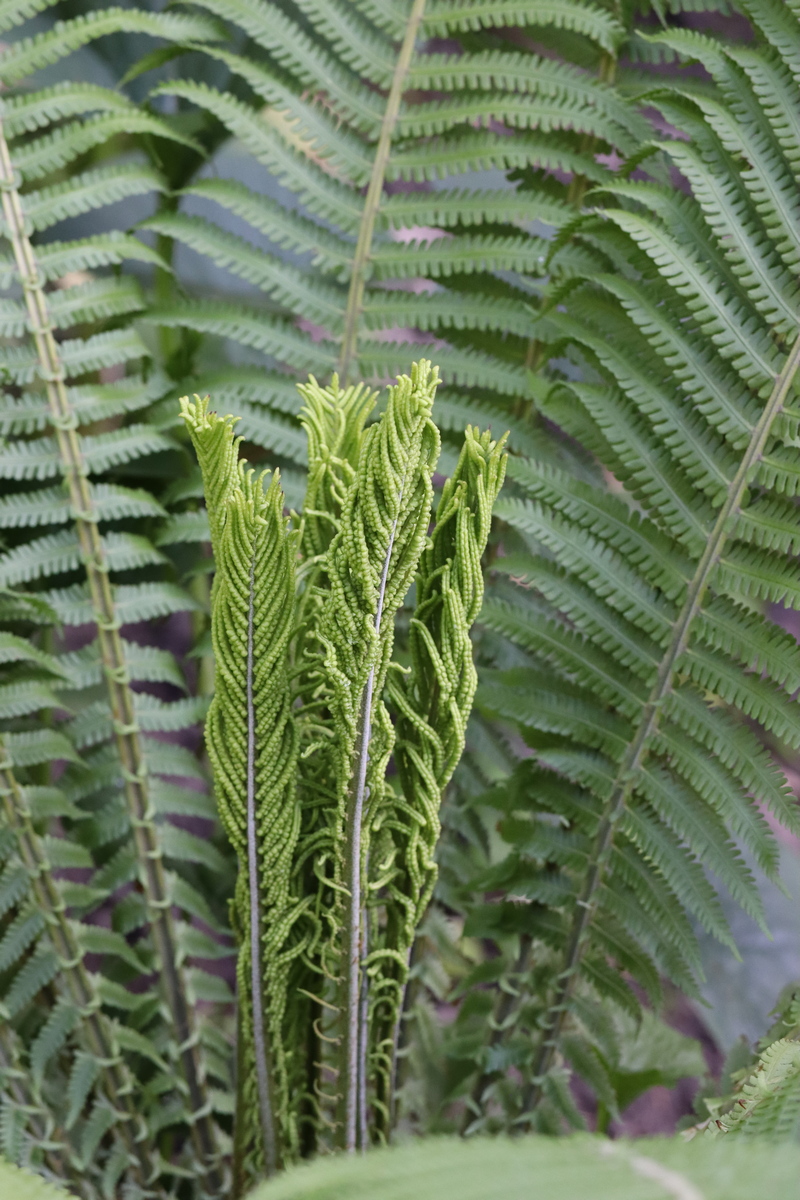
712, 1039, 800, 1141
377, 426, 507, 1129
319, 361, 440, 1152
183, 361, 505, 1181
180, 397, 301, 1180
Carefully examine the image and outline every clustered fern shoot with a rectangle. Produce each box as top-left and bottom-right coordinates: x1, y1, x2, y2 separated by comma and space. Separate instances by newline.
181, 360, 506, 1184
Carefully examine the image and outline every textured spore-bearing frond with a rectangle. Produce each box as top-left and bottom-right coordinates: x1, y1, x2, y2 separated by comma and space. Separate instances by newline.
181, 396, 301, 1176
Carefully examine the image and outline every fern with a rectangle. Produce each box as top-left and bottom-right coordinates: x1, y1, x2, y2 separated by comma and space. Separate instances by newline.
459, 0, 800, 1133
131, 0, 644, 461
0, 0, 796, 1187
0, 20, 238, 1192
181, 360, 505, 1182
685, 983, 800, 1142
710, 1038, 800, 1141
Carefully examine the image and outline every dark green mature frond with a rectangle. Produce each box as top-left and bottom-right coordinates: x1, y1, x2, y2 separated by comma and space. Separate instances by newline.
464, 1, 800, 1134
141, 0, 641, 450
0, 43, 233, 1189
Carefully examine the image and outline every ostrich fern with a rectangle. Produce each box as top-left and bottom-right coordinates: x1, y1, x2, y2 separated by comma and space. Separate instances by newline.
181, 361, 506, 1182
0, 0, 798, 1192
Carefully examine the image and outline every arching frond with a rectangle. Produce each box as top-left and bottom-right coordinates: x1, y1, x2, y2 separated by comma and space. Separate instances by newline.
464, 2, 800, 1134
141, 0, 638, 450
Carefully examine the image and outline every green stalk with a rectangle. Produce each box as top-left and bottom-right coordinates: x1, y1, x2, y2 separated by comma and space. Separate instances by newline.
247, 551, 279, 1175
524, 329, 800, 1115
343, 502, 404, 1151
0, 119, 223, 1194
0, 748, 157, 1192
337, 0, 427, 381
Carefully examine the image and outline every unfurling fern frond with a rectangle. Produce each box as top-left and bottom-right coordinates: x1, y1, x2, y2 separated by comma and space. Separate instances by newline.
374, 425, 507, 1129
686, 983, 800, 1143
180, 396, 300, 1180
711, 1039, 800, 1142
183, 360, 505, 1182
462, 1, 800, 1134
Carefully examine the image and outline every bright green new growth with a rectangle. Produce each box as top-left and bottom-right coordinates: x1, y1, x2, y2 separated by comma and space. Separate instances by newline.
180, 397, 300, 1179
181, 361, 506, 1183
713, 1039, 800, 1141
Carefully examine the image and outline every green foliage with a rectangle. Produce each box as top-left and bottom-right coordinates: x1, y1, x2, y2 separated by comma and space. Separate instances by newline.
0, 0, 798, 1193
451, 0, 800, 1137
713, 1039, 800, 1140
181, 361, 505, 1185
0, 18, 233, 1195
133, 0, 642, 464
247, 1133, 800, 1200
688, 984, 800, 1142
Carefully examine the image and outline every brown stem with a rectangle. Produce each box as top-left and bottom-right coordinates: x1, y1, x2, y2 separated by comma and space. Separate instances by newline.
0, 119, 223, 1193
337, 0, 428, 382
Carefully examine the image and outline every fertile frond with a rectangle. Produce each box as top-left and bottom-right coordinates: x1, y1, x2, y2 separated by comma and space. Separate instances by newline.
182, 360, 503, 1177
181, 395, 300, 1175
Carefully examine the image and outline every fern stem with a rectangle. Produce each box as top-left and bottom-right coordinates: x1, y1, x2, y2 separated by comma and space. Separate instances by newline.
343, 489, 405, 1151
337, 0, 427, 382
0, 749, 157, 1192
247, 550, 279, 1175
524, 330, 800, 1117
0, 119, 223, 1194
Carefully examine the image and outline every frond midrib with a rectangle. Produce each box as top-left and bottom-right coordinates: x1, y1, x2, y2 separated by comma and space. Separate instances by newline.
337, 0, 427, 380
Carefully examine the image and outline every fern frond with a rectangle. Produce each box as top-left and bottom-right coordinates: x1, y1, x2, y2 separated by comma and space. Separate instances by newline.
466, 10, 800, 1131
0, 748, 159, 1188
0, 108, 226, 1192
181, 396, 300, 1176
0, 232, 167, 284
146, 0, 638, 421
0, 9, 221, 85
422, 0, 624, 51
374, 424, 506, 1129
713, 1038, 800, 1141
